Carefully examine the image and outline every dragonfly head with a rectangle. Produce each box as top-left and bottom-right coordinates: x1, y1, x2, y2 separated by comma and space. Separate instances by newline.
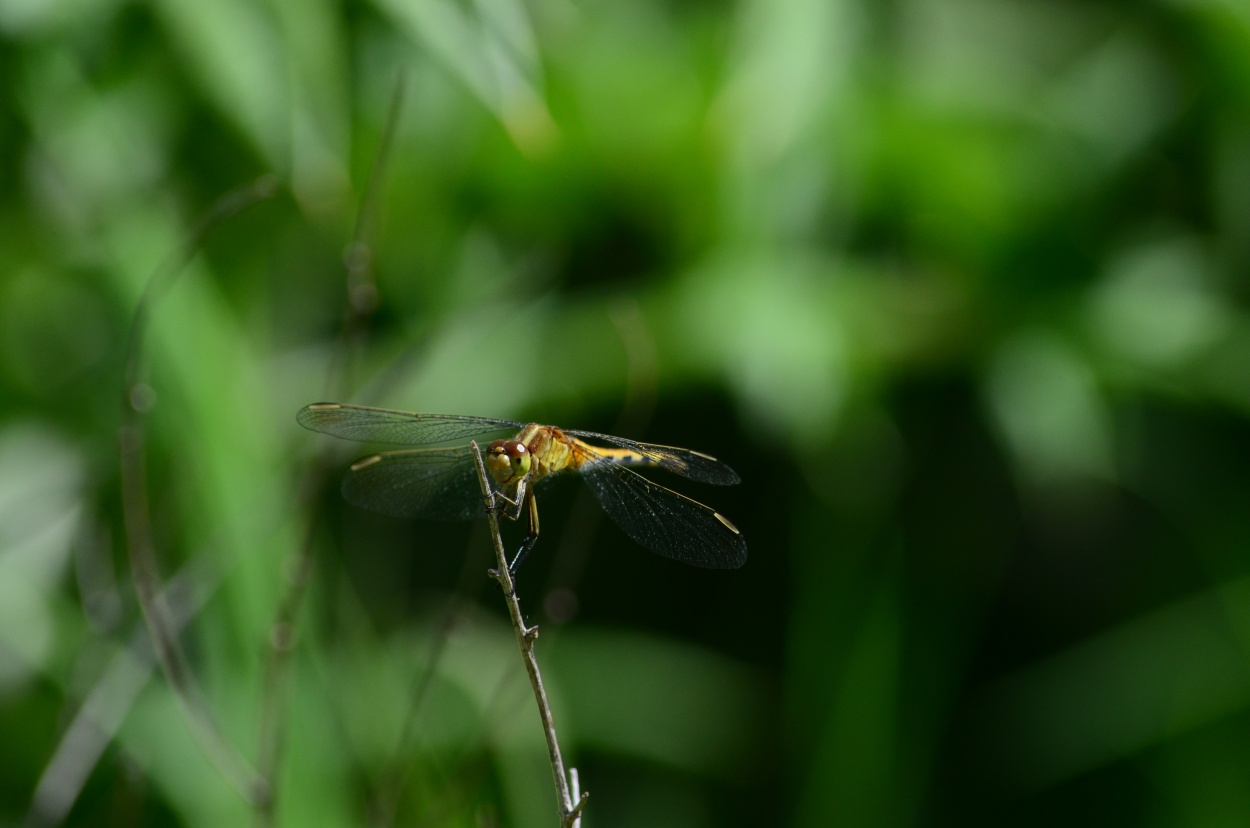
486, 439, 531, 484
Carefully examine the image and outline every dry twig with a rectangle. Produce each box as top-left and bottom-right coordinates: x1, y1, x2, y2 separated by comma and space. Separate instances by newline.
119, 175, 277, 808
468, 442, 588, 828
254, 74, 405, 827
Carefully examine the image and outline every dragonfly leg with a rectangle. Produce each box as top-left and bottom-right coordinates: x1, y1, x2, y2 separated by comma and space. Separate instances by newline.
491, 474, 529, 522
507, 488, 540, 574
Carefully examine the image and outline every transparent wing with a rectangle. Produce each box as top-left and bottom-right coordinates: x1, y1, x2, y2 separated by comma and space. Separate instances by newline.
298, 403, 522, 445
340, 447, 484, 520
564, 429, 740, 485
580, 462, 747, 569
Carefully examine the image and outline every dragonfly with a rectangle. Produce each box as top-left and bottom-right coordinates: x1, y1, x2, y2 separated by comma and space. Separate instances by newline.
297, 403, 747, 571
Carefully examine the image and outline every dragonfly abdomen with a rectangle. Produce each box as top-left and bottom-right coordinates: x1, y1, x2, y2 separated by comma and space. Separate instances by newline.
572, 444, 658, 469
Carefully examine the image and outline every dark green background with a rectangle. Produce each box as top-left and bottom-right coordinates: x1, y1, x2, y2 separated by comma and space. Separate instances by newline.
3, 0, 1249, 825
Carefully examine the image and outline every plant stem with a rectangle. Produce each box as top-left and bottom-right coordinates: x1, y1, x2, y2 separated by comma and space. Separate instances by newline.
120, 176, 277, 809
468, 442, 588, 827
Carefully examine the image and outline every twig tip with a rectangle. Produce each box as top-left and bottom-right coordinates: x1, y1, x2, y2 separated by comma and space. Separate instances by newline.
567, 790, 589, 824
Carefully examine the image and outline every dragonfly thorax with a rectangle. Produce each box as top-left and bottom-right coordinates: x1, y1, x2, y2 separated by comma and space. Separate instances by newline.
486, 439, 531, 485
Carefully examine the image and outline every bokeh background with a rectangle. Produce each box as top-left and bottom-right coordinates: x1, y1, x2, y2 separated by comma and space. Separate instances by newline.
4, 0, 1250, 825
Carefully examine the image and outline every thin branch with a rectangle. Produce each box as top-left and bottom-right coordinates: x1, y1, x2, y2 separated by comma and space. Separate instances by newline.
254, 72, 407, 827
119, 175, 277, 808
370, 528, 493, 826
468, 443, 589, 827
251, 466, 322, 828
327, 71, 406, 398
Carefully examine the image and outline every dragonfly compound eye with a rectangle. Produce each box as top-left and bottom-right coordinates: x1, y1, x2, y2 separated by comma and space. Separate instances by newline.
485, 440, 530, 482
507, 441, 532, 475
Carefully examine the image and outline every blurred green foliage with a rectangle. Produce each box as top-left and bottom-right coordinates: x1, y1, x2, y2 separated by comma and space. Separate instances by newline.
2, 0, 1250, 826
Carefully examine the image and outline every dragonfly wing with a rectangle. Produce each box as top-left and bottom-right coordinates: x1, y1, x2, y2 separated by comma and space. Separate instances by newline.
340, 447, 484, 520
563, 430, 741, 485
298, 403, 521, 445
580, 462, 747, 569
